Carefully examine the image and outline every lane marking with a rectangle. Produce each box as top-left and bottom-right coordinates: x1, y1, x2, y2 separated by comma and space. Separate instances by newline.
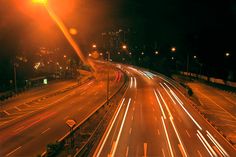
131, 115, 134, 121
63, 116, 69, 120
129, 128, 132, 134
161, 116, 174, 157
95, 98, 126, 157
153, 89, 166, 119
133, 107, 135, 111
206, 131, 229, 157
197, 150, 203, 157
6, 146, 22, 157
162, 148, 166, 157
109, 98, 132, 157
144, 143, 147, 157
126, 146, 129, 157
3, 110, 11, 115
157, 129, 160, 135
15, 106, 22, 111
185, 130, 191, 138
41, 128, 51, 134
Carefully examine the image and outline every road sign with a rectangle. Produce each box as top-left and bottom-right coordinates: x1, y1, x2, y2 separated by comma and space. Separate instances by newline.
66, 119, 76, 128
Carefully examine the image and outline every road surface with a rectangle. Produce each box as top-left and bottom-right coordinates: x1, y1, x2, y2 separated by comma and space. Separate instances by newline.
0, 67, 124, 157
94, 65, 236, 157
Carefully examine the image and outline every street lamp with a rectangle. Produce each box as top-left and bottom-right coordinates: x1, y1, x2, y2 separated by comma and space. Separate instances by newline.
155, 51, 159, 55
122, 45, 127, 50
193, 55, 197, 59
225, 52, 230, 57
92, 44, 97, 48
32, 0, 48, 4
171, 47, 176, 52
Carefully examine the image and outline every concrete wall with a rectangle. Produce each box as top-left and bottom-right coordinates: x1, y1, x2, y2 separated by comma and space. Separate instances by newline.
180, 72, 236, 88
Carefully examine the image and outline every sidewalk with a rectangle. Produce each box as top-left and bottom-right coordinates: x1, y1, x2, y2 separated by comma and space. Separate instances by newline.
187, 81, 236, 145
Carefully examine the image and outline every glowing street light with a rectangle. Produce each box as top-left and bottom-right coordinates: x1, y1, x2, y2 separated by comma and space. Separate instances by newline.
155, 51, 159, 55
171, 47, 176, 52
122, 45, 127, 50
92, 44, 97, 48
193, 55, 197, 59
32, 0, 48, 4
225, 52, 230, 57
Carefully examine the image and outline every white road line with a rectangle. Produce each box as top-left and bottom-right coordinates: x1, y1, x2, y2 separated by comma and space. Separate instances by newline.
185, 130, 191, 138
157, 129, 160, 135
3, 110, 11, 115
129, 128, 132, 134
133, 107, 135, 111
126, 146, 129, 157
197, 150, 203, 157
170, 90, 202, 130
109, 98, 132, 157
131, 115, 134, 121
153, 89, 166, 119
14, 106, 21, 111
6, 146, 22, 156
206, 131, 229, 157
144, 143, 148, 157
41, 128, 51, 134
197, 130, 218, 157
162, 148, 166, 157
161, 116, 174, 157
95, 98, 126, 157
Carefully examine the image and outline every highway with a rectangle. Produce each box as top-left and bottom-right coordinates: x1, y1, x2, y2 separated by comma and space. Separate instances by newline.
94, 65, 236, 157
0, 66, 124, 157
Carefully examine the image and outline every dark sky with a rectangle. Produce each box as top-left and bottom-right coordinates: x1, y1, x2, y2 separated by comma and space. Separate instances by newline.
0, 0, 236, 78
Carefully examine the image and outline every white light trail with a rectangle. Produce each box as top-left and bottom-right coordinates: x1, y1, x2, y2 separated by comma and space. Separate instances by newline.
95, 98, 126, 157
153, 89, 166, 119
109, 98, 132, 157
197, 130, 218, 157
206, 131, 229, 157
169, 89, 202, 130
161, 116, 174, 157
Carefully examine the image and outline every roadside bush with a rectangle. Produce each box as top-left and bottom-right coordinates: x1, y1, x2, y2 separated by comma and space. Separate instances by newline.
46, 142, 63, 157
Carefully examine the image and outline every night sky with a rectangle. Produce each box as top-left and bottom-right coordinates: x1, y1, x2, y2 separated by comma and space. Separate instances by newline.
0, 0, 236, 80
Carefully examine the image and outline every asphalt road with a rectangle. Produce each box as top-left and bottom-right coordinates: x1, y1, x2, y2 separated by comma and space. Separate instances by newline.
187, 82, 236, 145
0, 68, 124, 157
94, 65, 236, 157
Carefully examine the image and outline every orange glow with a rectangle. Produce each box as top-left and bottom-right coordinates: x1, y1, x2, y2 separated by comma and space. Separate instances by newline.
69, 28, 78, 35
92, 44, 97, 48
32, 0, 48, 4
171, 47, 176, 52
122, 45, 127, 49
